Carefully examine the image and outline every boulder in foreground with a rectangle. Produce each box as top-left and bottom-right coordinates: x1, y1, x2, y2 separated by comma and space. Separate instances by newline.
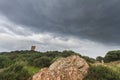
32, 55, 89, 80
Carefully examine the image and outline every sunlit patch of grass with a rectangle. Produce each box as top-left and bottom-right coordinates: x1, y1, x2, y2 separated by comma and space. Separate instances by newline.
24, 66, 40, 75
104, 61, 120, 74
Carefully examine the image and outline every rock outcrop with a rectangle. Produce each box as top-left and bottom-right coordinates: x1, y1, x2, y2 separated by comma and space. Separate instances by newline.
32, 55, 89, 80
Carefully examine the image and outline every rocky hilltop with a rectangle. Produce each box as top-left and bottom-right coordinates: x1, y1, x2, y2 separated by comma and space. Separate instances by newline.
32, 55, 89, 80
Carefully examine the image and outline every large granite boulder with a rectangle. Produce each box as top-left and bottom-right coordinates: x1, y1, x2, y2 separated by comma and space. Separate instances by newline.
32, 55, 89, 80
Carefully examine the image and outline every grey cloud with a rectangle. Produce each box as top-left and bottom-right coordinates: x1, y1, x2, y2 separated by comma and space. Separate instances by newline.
0, 0, 120, 44
0, 16, 32, 35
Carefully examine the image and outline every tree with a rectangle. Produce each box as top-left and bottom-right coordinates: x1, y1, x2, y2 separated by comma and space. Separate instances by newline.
104, 50, 120, 62
96, 56, 104, 62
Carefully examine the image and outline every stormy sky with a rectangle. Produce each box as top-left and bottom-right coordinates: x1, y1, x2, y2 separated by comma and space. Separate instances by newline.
0, 0, 120, 57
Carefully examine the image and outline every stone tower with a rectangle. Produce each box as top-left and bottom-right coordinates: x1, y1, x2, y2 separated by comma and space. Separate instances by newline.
31, 46, 36, 51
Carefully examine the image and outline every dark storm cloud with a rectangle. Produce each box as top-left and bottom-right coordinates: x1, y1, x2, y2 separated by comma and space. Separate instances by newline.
0, 0, 120, 44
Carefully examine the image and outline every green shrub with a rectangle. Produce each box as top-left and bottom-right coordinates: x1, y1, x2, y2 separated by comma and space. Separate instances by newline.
82, 56, 96, 63
32, 56, 52, 68
104, 50, 120, 62
84, 65, 120, 80
0, 63, 31, 80
96, 56, 104, 62
0, 56, 12, 68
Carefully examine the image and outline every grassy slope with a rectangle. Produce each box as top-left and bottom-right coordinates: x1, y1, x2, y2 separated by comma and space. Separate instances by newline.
105, 61, 120, 74
24, 66, 40, 75
84, 61, 120, 80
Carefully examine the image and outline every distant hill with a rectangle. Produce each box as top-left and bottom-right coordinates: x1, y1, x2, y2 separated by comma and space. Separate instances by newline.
0, 50, 120, 80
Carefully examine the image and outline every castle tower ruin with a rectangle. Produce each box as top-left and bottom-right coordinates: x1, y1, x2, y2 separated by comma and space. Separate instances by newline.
31, 46, 36, 51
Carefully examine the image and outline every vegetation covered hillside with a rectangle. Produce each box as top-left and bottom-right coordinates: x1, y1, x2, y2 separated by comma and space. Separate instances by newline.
85, 50, 120, 80
0, 50, 82, 80
0, 50, 120, 80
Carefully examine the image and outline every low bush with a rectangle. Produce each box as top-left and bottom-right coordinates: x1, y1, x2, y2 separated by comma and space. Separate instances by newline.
0, 56, 12, 68
0, 63, 31, 80
84, 65, 120, 80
